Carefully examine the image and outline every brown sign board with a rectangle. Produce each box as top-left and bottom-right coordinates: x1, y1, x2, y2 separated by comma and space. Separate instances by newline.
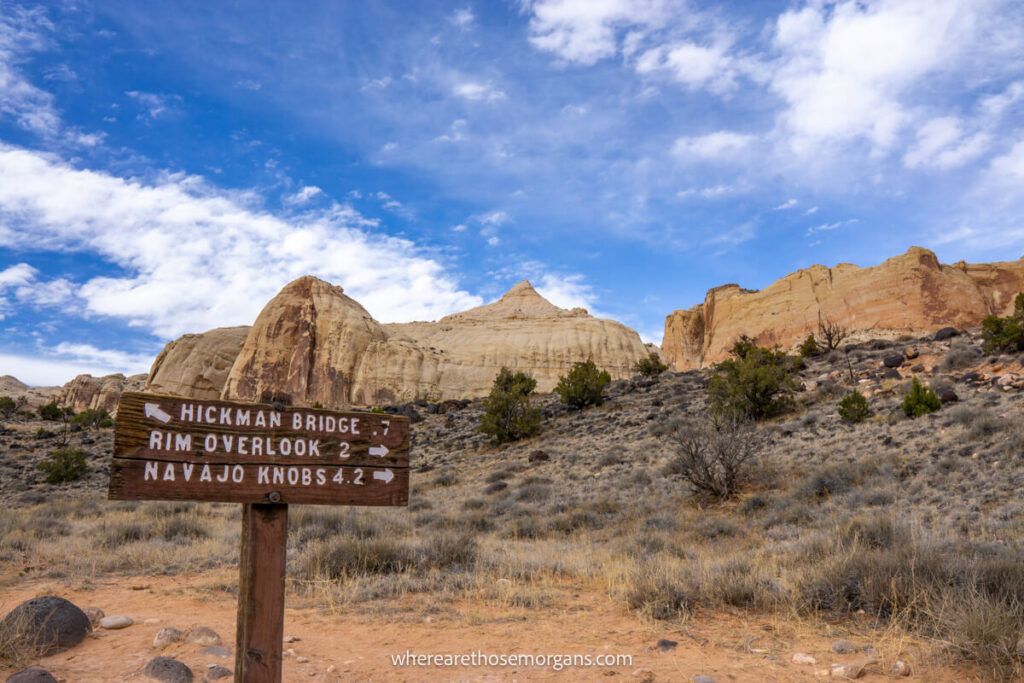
108, 392, 410, 506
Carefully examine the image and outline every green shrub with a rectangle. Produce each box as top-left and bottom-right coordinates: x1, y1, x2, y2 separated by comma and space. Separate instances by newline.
902, 378, 941, 418
837, 390, 870, 423
37, 402, 71, 421
634, 353, 668, 377
38, 448, 89, 484
0, 396, 15, 418
708, 340, 799, 420
555, 359, 611, 409
798, 334, 821, 357
480, 368, 541, 444
73, 407, 113, 430
982, 299, 1024, 355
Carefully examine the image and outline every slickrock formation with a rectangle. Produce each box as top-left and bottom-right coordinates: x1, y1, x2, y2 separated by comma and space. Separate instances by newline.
59, 373, 147, 413
381, 280, 648, 400
213, 276, 648, 407
146, 326, 249, 399
222, 277, 388, 406
663, 247, 1024, 370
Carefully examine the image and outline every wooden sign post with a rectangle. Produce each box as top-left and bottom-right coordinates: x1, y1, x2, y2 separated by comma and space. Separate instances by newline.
108, 392, 410, 682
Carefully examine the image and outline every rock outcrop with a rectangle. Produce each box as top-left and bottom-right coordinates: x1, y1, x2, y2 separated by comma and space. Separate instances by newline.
146, 326, 249, 399
59, 373, 147, 414
380, 280, 648, 400
662, 247, 1024, 369
0, 375, 60, 408
185, 276, 650, 407
222, 276, 388, 406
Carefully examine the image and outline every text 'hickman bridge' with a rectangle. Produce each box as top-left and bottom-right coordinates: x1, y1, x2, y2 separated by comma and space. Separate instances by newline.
147, 401, 394, 459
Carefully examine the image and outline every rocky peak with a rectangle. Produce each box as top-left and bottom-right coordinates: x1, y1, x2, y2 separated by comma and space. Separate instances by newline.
442, 279, 576, 322
221, 275, 386, 406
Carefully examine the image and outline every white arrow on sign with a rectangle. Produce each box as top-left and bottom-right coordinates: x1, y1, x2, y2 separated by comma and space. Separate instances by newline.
368, 445, 389, 458
373, 469, 394, 484
144, 403, 172, 424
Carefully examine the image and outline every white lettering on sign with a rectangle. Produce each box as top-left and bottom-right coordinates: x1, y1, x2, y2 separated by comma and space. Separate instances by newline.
290, 412, 360, 435
138, 462, 397, 487
148, 430, 193, 452
176, 404, 283, 428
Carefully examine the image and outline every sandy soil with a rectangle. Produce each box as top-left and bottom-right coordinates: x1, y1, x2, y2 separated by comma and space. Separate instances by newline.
0, 570, 977, 682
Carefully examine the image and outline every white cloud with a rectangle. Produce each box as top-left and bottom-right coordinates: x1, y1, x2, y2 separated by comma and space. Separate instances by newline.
707, 222, 755, 247
984, 140, 1024, 186
535, 272, 599, 312
475, 210, 511, 227
769, 0, 998, 154
452, 80, 506, 103
284, 185, 323, 205
634, 39, 738, 93
902, 116, 990, 170
125, 91, 180, 118
526, 0, 680, 66
0, 5, 60, 135
673, 130, 755, 160
804, 206, 818, 215
980, 81, 1024, 119
0, 262, 36, 287
435, 118, 469, 143
0, 262, 75, 317
0, 344, 153, 386
0, 144, 483, 338
807, 218, 857, 235
53, 343, 153, 373
450, 8, 475, 29
774, 198, 798, 210
677, 184, 742, 199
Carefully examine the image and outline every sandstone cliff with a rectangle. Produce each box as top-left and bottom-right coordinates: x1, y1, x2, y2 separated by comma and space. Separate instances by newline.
146, 326, 249, 399
60, 373, 147, 413
662, 247, 1024, 369
143, 276, 648, 408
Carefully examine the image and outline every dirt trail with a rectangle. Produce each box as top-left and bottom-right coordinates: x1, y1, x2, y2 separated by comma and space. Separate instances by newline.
0, 570, 978, 682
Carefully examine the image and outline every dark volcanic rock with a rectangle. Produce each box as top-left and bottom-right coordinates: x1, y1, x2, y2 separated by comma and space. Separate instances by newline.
6, 669, 58, 683
882, 353, 904, 368
938, 388, 959, 404
143, 657, 194, 683
934, 327, 959, 341
0, 596, 91, 656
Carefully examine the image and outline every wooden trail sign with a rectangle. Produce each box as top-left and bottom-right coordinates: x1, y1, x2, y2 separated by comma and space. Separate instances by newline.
108, 391, 411, 682
109, 392, 409, 506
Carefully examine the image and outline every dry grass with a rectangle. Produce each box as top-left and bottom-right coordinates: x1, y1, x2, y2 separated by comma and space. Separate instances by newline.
2, 331, 1024, 677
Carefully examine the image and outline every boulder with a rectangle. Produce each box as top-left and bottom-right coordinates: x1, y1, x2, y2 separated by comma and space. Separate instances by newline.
6, 669, 58, 683
882, 354, 904, 369
662, 248, 1024, 369
0, 596, 91, 656
203, 665, 232, 681
934, 327, 960, 341
143, 657, 193, 683
938, 388, 959, 403
98, 615, 133, 630
154, 627, 184, 649
184, 626, 222, 647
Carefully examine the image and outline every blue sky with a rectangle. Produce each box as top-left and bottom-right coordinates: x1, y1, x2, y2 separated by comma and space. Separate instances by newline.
1, 0, 1023, 385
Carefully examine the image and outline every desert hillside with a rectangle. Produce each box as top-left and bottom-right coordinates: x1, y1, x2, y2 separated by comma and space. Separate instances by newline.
3, 327, 1024, 680
663, 246, 1024, 370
